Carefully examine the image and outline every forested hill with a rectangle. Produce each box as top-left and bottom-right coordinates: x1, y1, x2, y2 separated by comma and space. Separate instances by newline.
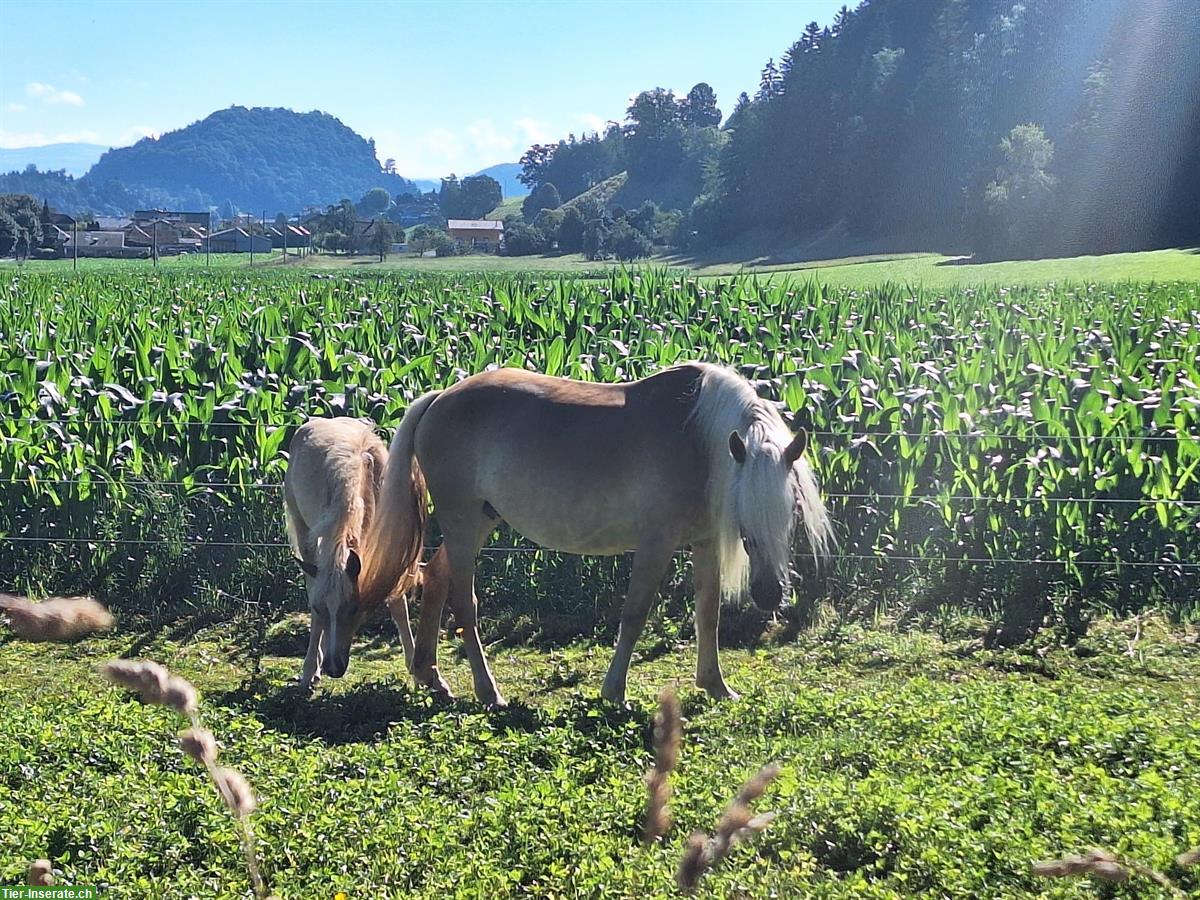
516, 0, 1200, 259
84, 106, 417, 213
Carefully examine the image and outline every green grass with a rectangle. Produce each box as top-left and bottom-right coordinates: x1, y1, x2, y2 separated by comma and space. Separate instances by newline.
2, 619, 1197, 897
7, 246, 1197, 285
486, 195, 526, 221
686, 247, 1200, 286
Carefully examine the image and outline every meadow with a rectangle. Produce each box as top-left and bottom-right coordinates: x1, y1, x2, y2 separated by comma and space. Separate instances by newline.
4, 245, 1199, 286
1, 265, 1198, 896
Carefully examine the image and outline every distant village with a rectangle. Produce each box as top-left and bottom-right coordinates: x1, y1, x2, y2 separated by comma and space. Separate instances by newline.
35, 204, 505, 259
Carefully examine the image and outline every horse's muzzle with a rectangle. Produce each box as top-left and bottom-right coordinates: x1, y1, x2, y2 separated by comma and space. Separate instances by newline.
750, 580, 784, 611
324, 655, 349, 679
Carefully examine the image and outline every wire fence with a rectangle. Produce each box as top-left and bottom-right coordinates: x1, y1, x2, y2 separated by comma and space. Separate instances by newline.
6, 416, 1191, 442
1, 534, 1197, 572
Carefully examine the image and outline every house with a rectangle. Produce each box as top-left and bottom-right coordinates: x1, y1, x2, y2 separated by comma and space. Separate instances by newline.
124, 220, 182, 248
447, 219, 504, 251
133, 209, 211, 230
94, 216, 132, 231
63, 230, 149, 258
268, 224, 312, 250
201, 228, 272, 253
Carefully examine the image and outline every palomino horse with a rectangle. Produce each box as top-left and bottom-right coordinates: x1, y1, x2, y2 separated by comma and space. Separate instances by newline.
345, 362, 833, 705
284, 417, 415, 689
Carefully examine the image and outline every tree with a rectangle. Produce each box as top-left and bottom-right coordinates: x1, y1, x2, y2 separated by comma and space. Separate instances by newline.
357, 187, 392, 217
609, 219, 652, 260
368, 219, 394, 261
522, 182, 561, 220
682, 83, 721, 127
502, 221, 546, 256
556, 206, 586, 253
408, 224, 457, 256
625, 88, 685, 178
533, 207, 564, 244
581, 215, 611, 260
440, 174, 501, 219
984, 124, 1057, 258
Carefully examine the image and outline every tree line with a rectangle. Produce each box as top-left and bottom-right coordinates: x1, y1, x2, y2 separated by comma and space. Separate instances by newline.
514, 0, 1200, 259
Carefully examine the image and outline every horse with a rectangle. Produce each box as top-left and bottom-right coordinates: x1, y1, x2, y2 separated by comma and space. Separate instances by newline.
283, 417, 416, 690
339, 362, 834, 705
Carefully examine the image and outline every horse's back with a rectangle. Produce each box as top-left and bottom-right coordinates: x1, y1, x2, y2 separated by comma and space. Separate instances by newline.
286, 417, 385, 531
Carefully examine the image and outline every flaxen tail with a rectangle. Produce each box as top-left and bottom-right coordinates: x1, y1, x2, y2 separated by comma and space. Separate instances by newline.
359, 391, 441, 607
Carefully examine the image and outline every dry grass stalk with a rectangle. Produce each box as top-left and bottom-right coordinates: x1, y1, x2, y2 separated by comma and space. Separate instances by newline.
100, 658, 267, 898
1033, 848, 1188, 898
642, 687, 681, 844
27, 859, 54, 886
0, 593, 113, 642
676, 763, 781, 892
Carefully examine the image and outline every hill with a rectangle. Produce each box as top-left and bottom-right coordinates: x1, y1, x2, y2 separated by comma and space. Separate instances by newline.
472, 162, 524, 198
0, 142, 108, 178
85, 106, 418, 213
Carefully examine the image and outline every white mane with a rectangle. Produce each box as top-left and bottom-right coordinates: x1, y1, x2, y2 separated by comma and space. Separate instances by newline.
683, 363, 833, 597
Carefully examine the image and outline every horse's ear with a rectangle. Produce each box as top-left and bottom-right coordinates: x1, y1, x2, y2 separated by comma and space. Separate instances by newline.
729, 431, 747, 464
345, 549, 362, 581
298, 558, 318, 578
783, 428, 809, 466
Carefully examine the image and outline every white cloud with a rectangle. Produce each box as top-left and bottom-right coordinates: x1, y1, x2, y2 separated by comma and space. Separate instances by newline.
373, 114, 619, 179
5, 103, 27, 113
0, 128, 103, 148
26, 82, 85, 106
515, 117, 552, 146
572, 113, 609, 135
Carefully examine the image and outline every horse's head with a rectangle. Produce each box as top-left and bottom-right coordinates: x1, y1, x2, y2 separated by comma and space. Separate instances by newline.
728, 425, 822, 611
298, 543, 370, 678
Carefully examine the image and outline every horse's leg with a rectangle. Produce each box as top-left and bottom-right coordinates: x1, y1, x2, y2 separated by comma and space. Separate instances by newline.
601, 536, 678, 703
385, 591, 415, 673
444, 525, 505, 708
299, 609, 326, 692
693, 541, 738, 699
412, 545, 453, 698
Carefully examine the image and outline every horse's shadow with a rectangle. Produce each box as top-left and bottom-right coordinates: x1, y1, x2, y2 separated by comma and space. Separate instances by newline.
210, 678, 652, 747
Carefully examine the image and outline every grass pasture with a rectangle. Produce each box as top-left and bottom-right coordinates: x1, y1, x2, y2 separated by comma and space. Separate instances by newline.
2, 620, 1198, 898
5, 245, 1199, 286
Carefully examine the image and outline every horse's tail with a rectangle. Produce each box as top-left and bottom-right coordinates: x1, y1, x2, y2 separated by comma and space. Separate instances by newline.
359, 390, 441, 606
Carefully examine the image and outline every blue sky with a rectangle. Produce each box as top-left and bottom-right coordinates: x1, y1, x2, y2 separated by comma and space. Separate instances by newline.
0, 0, 844, 177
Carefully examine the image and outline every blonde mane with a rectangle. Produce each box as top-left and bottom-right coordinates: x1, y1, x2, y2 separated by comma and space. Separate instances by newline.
683, 363, 833, 597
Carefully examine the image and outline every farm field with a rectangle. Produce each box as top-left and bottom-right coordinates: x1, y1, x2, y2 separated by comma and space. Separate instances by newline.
4, 245, 1199, 286
1, 267, 1198, 897
2, 619, 1198, 898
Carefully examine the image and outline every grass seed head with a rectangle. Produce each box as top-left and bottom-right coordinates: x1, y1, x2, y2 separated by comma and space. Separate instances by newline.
1032, 849, 1129, 883
179, 727, 218, 765
1, 594, 113, 642
642, 687, 681, 844
28, 859, 54, 886
214, 767, 257, 817
676, 831, 709, 892
100, 659, 170, 705
162, 676, 199, 716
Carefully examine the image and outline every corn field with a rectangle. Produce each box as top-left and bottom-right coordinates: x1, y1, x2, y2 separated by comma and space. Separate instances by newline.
2, 270, 1198, 638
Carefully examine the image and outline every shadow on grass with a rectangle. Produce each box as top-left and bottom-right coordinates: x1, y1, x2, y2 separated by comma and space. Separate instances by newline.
210, 676, 652, 747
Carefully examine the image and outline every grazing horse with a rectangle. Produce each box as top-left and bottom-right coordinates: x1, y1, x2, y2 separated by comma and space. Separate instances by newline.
345, 362, 833, 705
283, 417, 415, 689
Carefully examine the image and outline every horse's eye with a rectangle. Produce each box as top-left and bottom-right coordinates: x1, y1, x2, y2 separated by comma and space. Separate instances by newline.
742, 536, 757, 551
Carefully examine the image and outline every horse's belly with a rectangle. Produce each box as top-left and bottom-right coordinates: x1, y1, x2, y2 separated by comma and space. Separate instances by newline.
485, 478, 643, 556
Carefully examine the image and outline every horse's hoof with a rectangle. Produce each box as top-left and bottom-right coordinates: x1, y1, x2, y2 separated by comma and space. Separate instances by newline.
483, 695, 508, 710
